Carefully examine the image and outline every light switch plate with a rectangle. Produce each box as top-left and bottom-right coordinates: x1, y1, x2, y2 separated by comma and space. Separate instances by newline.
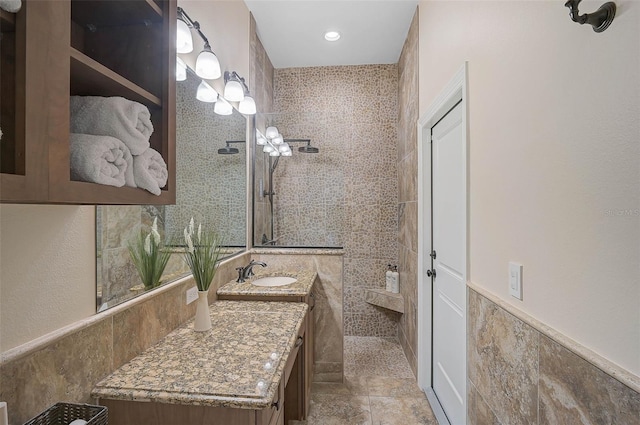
509, 262, 523, 300
186, 286, 199, 305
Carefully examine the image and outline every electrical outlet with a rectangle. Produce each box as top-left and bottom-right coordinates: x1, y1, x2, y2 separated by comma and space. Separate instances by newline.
509, 262, 523, 300
186, 286, 199, 305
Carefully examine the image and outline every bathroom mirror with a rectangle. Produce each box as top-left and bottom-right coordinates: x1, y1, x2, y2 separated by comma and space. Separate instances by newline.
253, 112, 343, 248
96, 70, 248, 311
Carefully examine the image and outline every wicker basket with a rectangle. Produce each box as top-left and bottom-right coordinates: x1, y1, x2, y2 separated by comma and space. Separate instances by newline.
23, 402, 107, 425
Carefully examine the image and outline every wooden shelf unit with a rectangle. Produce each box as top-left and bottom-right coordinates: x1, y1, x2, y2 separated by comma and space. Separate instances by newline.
0, 0, 176, 204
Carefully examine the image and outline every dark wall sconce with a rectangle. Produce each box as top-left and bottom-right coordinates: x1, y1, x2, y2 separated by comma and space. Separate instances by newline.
565, 0, 616, 33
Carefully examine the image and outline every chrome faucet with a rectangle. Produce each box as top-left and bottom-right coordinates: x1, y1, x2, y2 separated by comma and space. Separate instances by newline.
236, 260, 267, 283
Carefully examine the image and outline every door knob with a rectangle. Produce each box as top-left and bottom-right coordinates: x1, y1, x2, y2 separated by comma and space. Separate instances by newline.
427, 269, 436, 278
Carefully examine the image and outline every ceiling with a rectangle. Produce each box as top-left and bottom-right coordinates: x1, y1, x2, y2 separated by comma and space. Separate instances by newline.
243, 0, 419, 69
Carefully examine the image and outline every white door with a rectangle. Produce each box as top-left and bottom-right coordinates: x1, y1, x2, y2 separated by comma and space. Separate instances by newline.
430, 100, 466, 424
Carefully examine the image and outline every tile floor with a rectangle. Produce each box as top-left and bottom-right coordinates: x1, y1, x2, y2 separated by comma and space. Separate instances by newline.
290, 336, 437, 425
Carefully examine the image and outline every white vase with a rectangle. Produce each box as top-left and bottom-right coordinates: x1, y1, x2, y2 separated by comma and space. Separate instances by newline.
193, 290, 212, 332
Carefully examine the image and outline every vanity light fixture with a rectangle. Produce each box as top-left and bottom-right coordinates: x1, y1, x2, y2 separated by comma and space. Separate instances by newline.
196, 80, 218, 103
324, 30, 341, 42
195, 43, 222, 80
176, 16, 193, 53
176, 57, 187, 81
224, 71, 257, 115
256, 130, 268, 145
214, 97, 233, 116
223, 71, 246, 102
239, 96, 257, 115
265, 126, 279, 139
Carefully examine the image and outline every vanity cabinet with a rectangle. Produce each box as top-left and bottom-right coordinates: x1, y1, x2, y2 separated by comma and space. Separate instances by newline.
217, 282, 316, 420
0, 0, 175, 204
92, 302, 306, 425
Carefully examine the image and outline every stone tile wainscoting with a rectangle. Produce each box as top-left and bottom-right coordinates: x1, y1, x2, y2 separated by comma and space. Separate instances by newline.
0, 253, 249, 424
252, 250, 344, 383
468, 285, 640, 425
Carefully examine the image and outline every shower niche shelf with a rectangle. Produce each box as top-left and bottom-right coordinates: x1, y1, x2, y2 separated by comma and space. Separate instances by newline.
0, 0, 176, 204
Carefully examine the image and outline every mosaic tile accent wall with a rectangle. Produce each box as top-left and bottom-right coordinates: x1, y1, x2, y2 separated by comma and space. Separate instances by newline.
166, 74, 247, 247
272, 65, 400, 337
249, 14, 275, 246
468, 287, 640, 425
396, 10, 420, 377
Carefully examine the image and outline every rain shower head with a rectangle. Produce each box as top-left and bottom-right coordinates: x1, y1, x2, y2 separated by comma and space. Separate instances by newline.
284, 138, 319, 154
218, 146, 239, 154
217, 140, 244, 155
298, 145, 319, 153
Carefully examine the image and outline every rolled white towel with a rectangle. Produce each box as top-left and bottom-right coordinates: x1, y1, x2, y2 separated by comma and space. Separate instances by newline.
70, 133, 134, 188
0, 0, 21, 13
133, 148, 168, 196
70, 96, 153, 155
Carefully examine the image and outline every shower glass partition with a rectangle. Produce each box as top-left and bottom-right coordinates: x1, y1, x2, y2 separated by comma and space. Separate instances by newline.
253, 112, 343, 248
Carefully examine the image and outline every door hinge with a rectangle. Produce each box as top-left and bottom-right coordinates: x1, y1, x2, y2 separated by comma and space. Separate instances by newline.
429, 250, 437, 260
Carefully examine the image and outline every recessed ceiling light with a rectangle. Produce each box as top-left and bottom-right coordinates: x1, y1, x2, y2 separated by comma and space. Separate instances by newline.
324, 31, 341, 42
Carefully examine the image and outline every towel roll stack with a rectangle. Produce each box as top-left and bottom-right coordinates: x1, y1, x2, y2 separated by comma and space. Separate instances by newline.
69, 96, 168, 195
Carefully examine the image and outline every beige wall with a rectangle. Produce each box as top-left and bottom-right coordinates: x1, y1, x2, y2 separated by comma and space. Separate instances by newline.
178, 0, 250, 96
0, 205, 96, 352
419, 0, 640, 374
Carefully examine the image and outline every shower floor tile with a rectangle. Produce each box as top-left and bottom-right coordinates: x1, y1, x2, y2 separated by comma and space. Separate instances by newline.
291, 336, 436, 425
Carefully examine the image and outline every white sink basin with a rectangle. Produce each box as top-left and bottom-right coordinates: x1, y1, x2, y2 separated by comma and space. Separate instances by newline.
251, 276, 297, 287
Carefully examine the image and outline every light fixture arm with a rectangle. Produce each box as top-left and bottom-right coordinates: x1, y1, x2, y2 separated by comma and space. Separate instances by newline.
177, 7, 210, 47
564, 0, 616, 33
225, 71, 250, 95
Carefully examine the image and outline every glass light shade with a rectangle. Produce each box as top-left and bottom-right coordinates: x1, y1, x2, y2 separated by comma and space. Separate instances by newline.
176, 57, 187, 81
238, 96, 256, 115
281, 150, 292, 157
265, 126, 279, 139
195, 49, 221, 80
214, 98, 233, 115
196, 80, 217, 103
278, 143, 291, 153
271, 134, 284, 145
263, 145, 275, 153
256, 134, 267, 146
176, 19, 193, 53
269, 150, 280, 157
223, 80, 244, 101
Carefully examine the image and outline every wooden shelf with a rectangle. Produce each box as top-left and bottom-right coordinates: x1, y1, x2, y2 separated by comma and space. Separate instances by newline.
70, 47, 162, 108
52, 180, 174, 205
72, 0, 162, 28
0, 9, 15, 29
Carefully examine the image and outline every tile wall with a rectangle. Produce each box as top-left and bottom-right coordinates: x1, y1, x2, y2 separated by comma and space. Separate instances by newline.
271, 65, 400, 337
397, 10, 420, 376
249, 14, 275, 246
468, 287, 640, 425
252, 250, 344, 382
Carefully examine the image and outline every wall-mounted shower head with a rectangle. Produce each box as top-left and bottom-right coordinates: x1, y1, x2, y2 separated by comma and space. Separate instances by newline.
217, 140, 244, 155
284, 138, 319, 154
298, 145, 319, 153
218, 146, 239, 154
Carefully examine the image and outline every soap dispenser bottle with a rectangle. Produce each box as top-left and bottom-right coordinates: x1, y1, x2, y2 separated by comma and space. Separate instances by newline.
385, 264, 393, 292
390, 266, 400, 294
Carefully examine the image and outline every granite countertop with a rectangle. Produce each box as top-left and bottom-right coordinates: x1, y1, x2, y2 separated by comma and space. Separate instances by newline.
217, 269, 317, 297
91, 301, 308, 409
